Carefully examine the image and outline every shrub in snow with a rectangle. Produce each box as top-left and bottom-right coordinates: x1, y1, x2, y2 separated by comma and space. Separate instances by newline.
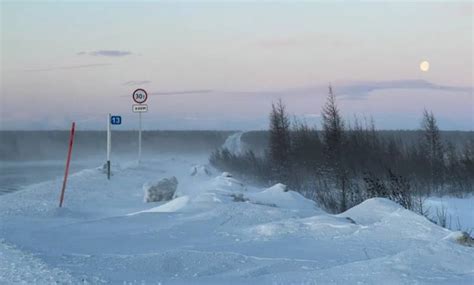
345, 217, 356, 224
444, 231, 474, 247
143, 176, 178, 203
454, 232, 474, 247
363, 170, 413, 211
190, 165, 212, 177
222, 172, 232, 177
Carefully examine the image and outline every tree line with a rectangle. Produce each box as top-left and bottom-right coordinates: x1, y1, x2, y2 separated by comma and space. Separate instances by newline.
210, 86, 474, 213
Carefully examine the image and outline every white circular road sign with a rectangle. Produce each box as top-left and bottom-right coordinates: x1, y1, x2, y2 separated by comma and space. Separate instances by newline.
132, 88, 148, 104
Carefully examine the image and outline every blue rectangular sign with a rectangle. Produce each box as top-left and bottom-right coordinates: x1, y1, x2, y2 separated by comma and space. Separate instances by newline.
111, 116, 122, 125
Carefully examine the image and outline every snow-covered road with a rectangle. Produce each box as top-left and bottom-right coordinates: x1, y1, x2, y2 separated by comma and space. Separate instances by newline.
222, 132, 246, 155
0, 150, 473, 284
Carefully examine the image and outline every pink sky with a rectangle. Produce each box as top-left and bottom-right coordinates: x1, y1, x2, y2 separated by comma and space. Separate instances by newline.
1, 2, 472, 130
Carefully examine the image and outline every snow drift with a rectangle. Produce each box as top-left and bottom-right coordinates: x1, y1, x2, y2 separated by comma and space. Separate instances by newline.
0, 154, 473, 284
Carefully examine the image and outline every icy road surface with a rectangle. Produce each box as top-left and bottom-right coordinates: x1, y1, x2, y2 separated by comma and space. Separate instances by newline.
0, 154, 473, 284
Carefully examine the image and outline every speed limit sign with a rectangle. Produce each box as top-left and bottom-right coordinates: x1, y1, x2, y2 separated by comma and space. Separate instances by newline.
132, 88, 148, 104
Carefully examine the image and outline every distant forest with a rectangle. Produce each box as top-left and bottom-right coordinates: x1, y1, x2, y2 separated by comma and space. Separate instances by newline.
240, 130, 473, 156
210, 86, 474, 214
0, 131, 232, 160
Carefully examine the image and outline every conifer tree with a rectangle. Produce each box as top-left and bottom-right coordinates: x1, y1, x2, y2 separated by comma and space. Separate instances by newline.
321, 85, 348, 211
269, 99, 292, 183
420, 109, 445, 192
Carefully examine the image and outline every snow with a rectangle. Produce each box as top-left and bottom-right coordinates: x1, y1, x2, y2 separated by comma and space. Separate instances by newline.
190, 164, 212, 177
425, 196, 474, 232
222, 132, 247, 155
340, 198, 405, 225
1, 142, 473, 284
131, 196, 190, 214
245, 183, 319, 211
0, 239, 78, 284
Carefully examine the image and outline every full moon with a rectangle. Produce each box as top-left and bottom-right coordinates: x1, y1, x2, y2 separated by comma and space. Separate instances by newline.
420, 60, 430, 72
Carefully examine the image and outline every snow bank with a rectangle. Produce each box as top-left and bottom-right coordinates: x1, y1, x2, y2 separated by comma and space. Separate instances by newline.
133, 172, 245, 215
340, 198, 404, 225
210, 172, 246, 194
246, 183, 317, 210
130, 196, 190, 215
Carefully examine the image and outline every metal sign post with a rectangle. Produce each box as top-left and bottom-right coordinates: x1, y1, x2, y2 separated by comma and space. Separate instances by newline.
132, 88, 148, 164
107, 114, 111, 180
139, 112, 142, 163
107, 114, 121, 180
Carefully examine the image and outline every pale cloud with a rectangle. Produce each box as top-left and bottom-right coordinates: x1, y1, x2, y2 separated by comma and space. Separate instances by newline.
119, 89, 214, 98
77, 50, 132, 57
24, 63, 112, 72
219, 80, 472, 101
150, 90, 214, 96
257, 35, 349, 49
336, 80, 472, 100
123, 80, 151, 86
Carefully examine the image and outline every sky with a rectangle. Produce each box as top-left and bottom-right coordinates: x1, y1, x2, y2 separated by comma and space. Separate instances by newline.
1, 1, 473, 130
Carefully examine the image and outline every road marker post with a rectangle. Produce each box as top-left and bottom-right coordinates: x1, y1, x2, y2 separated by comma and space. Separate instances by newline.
59, 122, 76, 207
107, 114, 111, 180
107, 114, 122, 180
132, 88, 148, 164
139, 111, 142, 163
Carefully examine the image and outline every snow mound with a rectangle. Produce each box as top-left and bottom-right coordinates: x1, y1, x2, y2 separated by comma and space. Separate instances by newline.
246, 183, 316, 210
340, 198, 404, 225
246, 214, 355, 240
266, 183, 288, 192
130, 196, 190, 215
210, 172, 246, 193
134, 172, 247, 215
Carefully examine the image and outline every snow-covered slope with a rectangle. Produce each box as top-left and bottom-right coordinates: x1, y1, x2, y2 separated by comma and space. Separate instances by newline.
0, 152, 473, 284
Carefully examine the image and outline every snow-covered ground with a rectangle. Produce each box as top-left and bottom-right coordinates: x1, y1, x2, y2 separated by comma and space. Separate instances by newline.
1, 145, 473, 284
425, 196, 474, 232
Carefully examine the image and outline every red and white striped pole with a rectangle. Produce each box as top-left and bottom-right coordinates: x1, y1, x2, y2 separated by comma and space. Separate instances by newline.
59, 122, 76, 207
